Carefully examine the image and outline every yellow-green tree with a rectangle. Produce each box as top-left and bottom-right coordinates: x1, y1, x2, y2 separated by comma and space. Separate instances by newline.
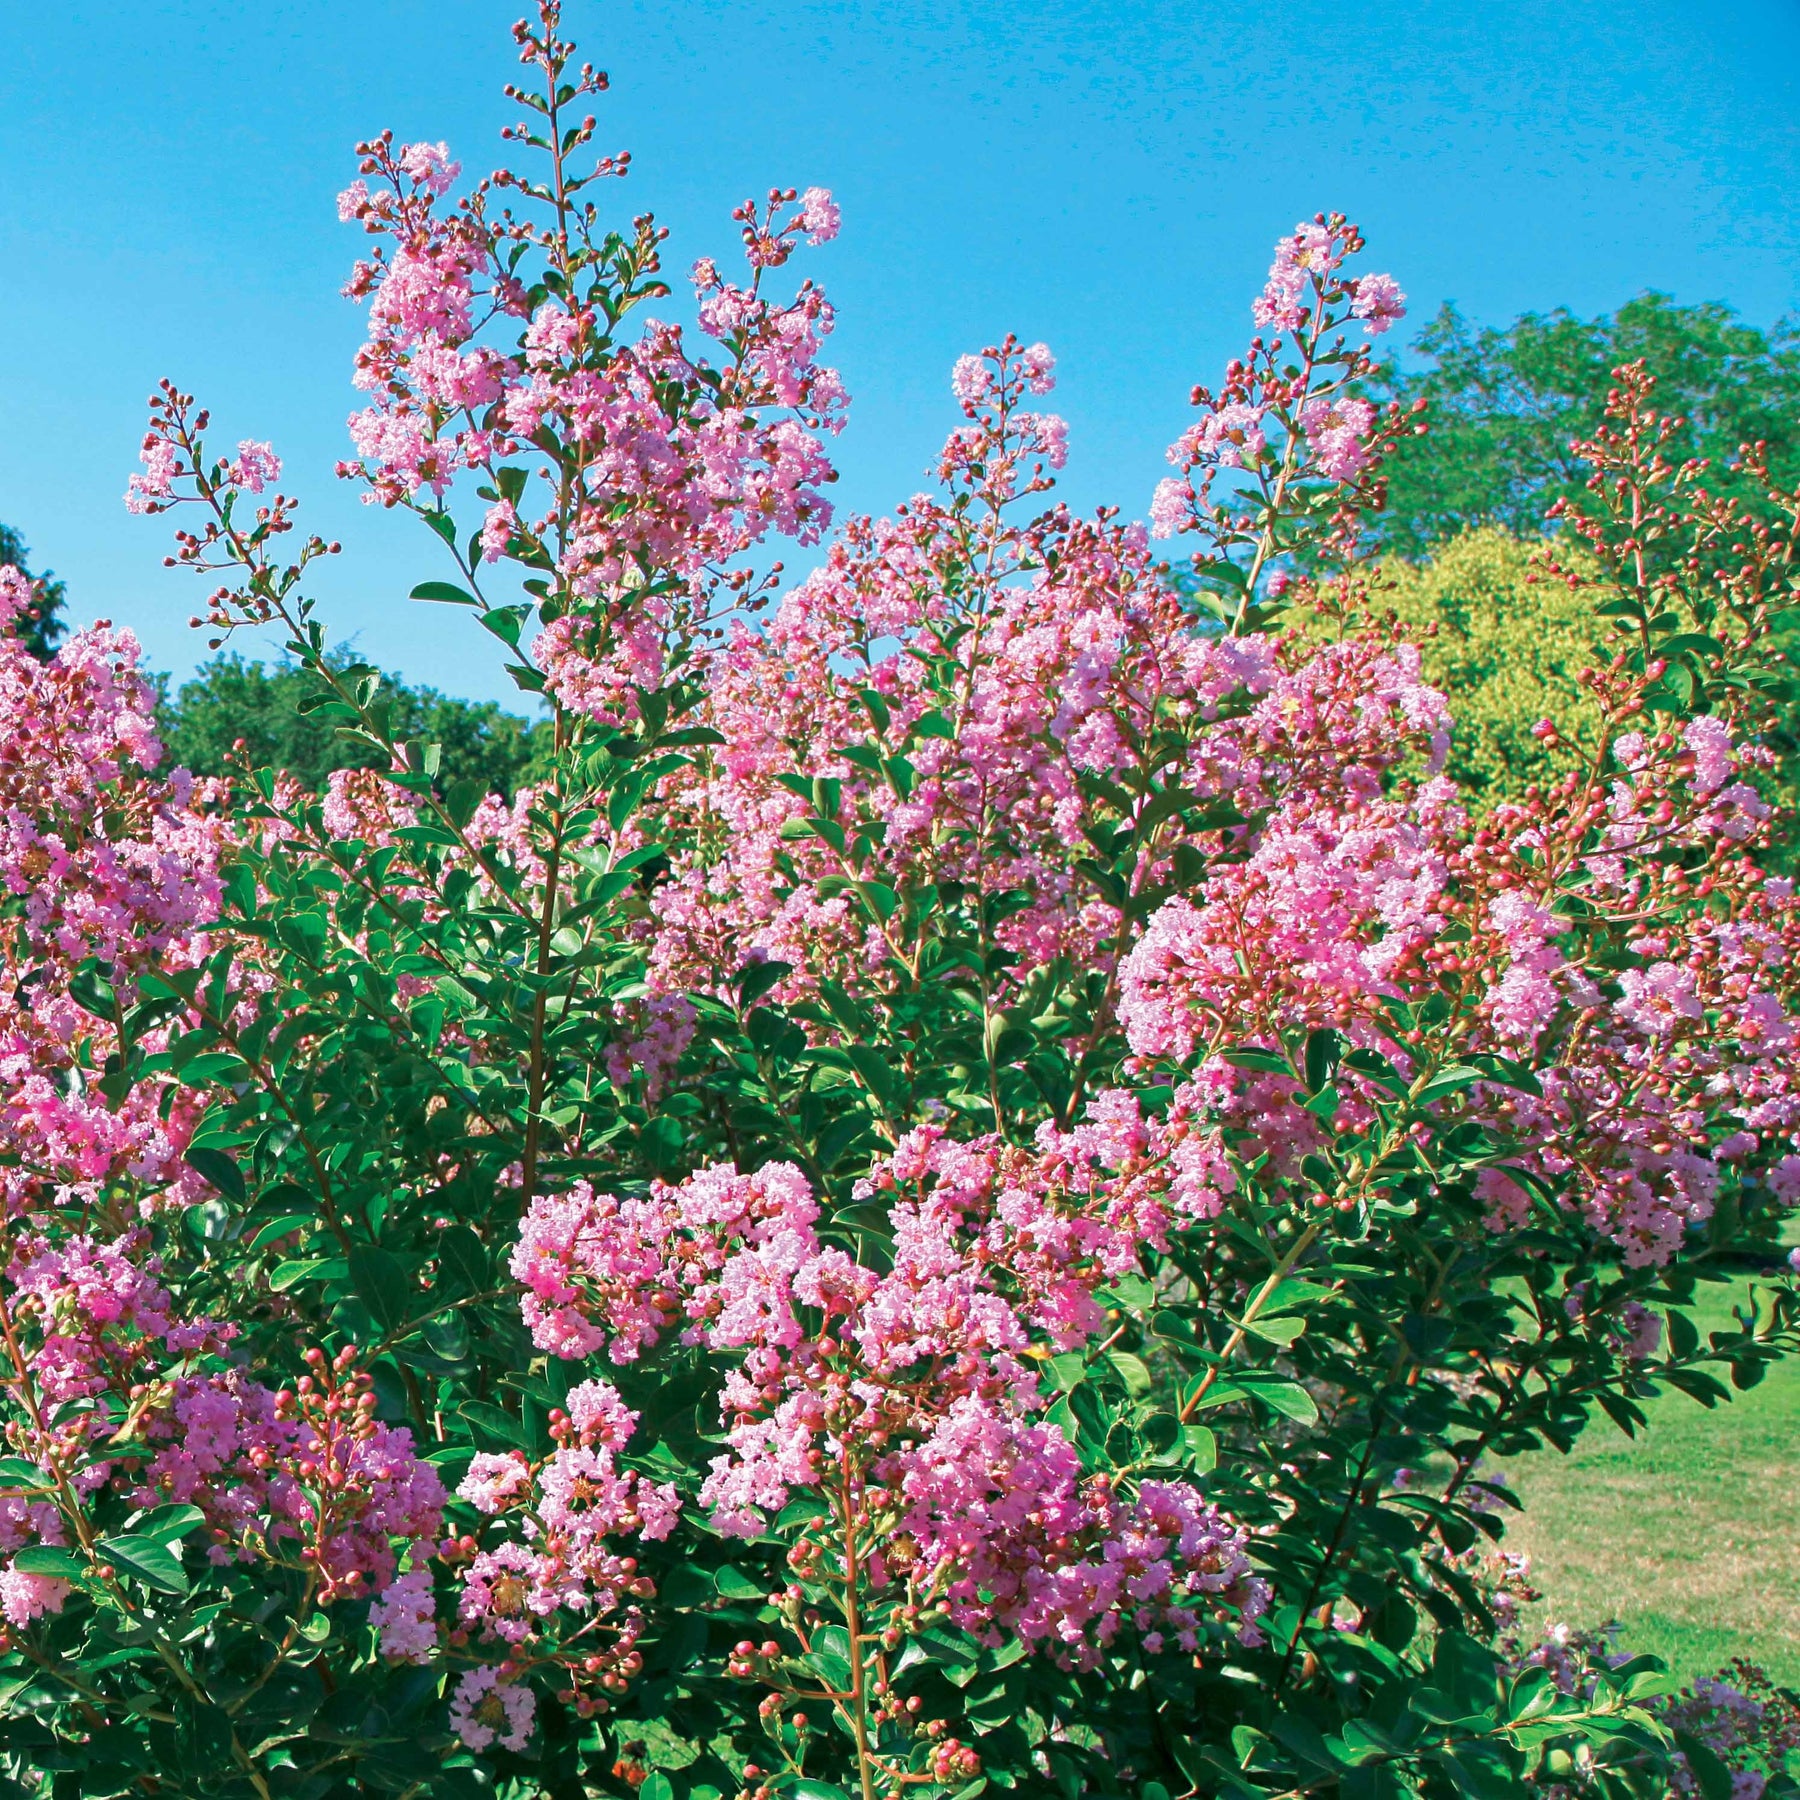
1352, 528, 1798, 841
1370, 526, 1600, 798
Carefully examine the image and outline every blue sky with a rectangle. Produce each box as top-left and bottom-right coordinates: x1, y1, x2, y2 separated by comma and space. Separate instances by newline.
3, 0, 1798, 706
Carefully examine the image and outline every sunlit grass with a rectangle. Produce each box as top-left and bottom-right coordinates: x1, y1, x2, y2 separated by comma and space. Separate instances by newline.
1499, 1271, 1800, 1686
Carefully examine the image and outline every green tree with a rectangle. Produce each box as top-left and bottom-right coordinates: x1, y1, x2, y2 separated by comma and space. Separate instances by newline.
1370, 293, 1800, 559
0, 519, 67, 659
157, 645, 547, 793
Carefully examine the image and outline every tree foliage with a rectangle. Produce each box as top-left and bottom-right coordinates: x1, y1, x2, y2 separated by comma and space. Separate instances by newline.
1361, 528, 1800, 856
1370, 294, 1800, 560
0, 520, 67, 660
156, 648, 546, 795
1314, 528, 1598, 800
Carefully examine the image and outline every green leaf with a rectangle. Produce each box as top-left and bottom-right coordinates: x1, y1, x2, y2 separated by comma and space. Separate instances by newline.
442, 776, 490, 830
1190, 1372, 1321, 1423
70, 963, 118, 1018
857, 880, 899, 922
1241, 1315, 1306, 1346
714, 1566, 767, 1601
183, 1146, 245, 1205
1104, 1350, 1153, 1398
844, 1044, 900, 1111
249, 1214, 315, 1253
1260, 1279, 1333, 1316
12, 1545, 85, 1580
462, 1401, 532, 1451
349, 1245, 412, 1333
270, 1256, 341, 1292
100, 1533, 190, 1595
435, 1226, 490, 1299
1670, 1733, 1734, 1800
130, 1504, 206, 1546
410, 580, 481, 606
735, 960, 793, 1008
1416, 1064, 1492, 1102
1303, 1027, 1341, 1093
1236, 1373, 1319, 1423
0, 1672, 42, 1716
478, 606, 529, 650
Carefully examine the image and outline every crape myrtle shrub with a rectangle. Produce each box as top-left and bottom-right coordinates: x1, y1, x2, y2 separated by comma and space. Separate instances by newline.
3, 8, 1800, 1798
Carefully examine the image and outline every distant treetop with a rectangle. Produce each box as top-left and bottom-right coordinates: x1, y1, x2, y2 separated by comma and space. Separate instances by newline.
1368, 292, 1800, 559
156, 646, 547, 795
0, 521, 67, 659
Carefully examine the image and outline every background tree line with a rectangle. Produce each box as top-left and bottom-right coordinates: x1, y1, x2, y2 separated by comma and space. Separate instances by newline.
0, 525, 547, 793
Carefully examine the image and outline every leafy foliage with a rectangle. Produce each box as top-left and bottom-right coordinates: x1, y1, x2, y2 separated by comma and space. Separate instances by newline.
1319, 528, 1601, 801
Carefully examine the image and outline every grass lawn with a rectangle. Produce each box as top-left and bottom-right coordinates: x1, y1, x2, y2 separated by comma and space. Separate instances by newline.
1497, 1271, 1800, 1687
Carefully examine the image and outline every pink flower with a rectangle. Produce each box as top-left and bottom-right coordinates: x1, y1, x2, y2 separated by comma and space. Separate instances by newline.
1616, 962, 1704, 1036
1014, 411, 1069, 470
0, 1566, 69, 1626
370, 1563, 438, 1662
1685, 715, 1733, 797
398, 139, 460, 195
1252, 220, 1350, 331
228, 440, 282, 494
450, 1665, 535, 1753
1172, 403, 1268, 473
480, 500, 517, 563
1351, 272, 1406, 334
458, 1452, 535, 1515
1149, 477, 1193, 538
564, 1379, 639, 1448
952, 355, 993, 407
800, 186, 841, 245
1299, 394, 1376, 483
523, 303, 582, 368
124, 436, 180, 514
0, 567, 33, 630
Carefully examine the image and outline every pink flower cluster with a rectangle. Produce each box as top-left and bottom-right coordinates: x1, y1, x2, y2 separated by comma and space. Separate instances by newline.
1116, 700, 1800, 1264
1153, 216, 1403, 544
334, 130, 848, 729
642, 359, 1318, 1009
610, 306, 1800, 1275
136, 1351, 446, 1600
0, 591, 224, 1218
443, 1379, 674, 1738
450, 1663, 537, 1753
0, 1244, 442, 1617
1251, 217, 1404, 337
509, 1121, 1266, 1665
6, 1232, 230, 1408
